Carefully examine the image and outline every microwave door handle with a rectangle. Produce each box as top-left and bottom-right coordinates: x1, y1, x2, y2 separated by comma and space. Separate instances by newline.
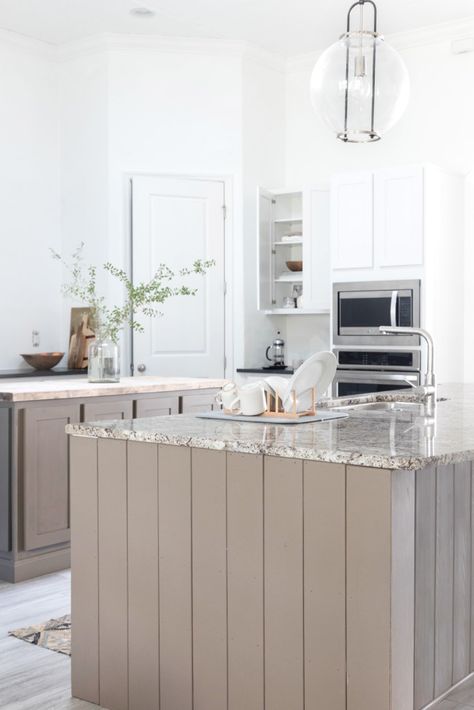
390, 291, 398, 327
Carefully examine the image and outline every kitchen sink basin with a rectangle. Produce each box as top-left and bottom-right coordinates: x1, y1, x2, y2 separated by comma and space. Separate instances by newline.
334, 401, 424, 413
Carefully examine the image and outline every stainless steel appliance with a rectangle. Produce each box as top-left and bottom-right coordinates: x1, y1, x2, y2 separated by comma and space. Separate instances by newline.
333, 347, 421, 397
333, 368, 420, 398
333, 279, 421, 346
265, 331, 286, 368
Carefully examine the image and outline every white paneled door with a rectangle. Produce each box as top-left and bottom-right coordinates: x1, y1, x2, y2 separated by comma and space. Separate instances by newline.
132, 175, 225, 377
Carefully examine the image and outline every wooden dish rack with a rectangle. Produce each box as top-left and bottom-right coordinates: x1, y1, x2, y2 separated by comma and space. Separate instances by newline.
224, 387, 317, 420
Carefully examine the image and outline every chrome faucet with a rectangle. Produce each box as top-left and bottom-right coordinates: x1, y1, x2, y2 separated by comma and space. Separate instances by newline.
379, 326, 436, 412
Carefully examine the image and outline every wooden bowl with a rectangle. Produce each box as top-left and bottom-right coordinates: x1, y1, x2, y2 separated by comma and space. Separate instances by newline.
21, 352, 65, 371
286, 260, 303, 272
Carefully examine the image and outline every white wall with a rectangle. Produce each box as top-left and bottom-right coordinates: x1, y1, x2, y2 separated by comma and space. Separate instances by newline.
59, 40, 287, 374
106, 46, 244, 372
0, 34, 61, 370
4, 21, 474, 376
59, 50, 110, 355
241, 51, 286, 366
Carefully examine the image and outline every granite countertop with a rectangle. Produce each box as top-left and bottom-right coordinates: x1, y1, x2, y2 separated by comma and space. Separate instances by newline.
66, 383, 474, 471
0, 376, 226, 402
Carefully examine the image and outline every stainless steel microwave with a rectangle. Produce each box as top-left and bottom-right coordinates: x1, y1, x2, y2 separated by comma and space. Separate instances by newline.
333, 279, 421, 346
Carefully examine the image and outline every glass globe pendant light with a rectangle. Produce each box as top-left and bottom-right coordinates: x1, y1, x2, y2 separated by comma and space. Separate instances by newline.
310, 0, 410, 142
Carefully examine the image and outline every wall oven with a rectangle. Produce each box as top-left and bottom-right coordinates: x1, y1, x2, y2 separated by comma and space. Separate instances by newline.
333, 370, 420, 398
333, 279, 421, 346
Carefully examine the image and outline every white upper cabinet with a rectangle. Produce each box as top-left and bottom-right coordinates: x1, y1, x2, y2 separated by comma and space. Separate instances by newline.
257, 185, 330, 314
331, 172, 374, 270
374, 166, 424, 268
331, 165, 427, 281
257, 187, 274, 311
304, 186, 331, 311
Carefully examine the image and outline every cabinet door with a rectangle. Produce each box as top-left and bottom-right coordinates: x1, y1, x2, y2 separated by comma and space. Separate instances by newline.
257, 187, 274, 310
135, 395, 179, 418
181, 391, 220, 414
331, 172, 373, 270
23, 402, 80, 551
83, 399, 133, 422
374, 166, 424, 268
304, 185, 330, 310
0, 408, 11, 553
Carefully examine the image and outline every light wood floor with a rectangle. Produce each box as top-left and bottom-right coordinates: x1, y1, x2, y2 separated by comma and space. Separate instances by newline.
1, 570, 474, 710
0, 570, 101, 709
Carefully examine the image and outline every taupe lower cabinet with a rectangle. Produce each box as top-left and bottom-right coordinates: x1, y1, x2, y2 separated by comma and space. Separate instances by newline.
0, 388, 218, 582
23, 402, 80, 551
70, 441, 474, 710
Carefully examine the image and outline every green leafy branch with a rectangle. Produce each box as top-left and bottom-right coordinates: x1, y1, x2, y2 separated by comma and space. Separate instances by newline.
50, 243, 215, 343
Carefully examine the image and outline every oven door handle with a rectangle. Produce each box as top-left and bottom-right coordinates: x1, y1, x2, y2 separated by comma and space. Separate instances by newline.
390, 290, 398, 327
335, 371, 419, 384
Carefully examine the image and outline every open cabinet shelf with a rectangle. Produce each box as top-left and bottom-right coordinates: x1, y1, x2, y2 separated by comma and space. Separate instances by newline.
257, 185, 330, 315
264, 308, 330, 315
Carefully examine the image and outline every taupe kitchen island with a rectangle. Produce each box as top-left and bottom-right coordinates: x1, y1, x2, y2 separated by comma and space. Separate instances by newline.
0, 376, 224, 582
68, 384, 474, 710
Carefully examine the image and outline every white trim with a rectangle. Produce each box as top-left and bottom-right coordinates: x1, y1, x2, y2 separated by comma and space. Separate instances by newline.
0, 27, 56, 58
56, 32, 285, 71
127, 172, 234, 380
287, 15, 474, 71
3, 14, 474, 68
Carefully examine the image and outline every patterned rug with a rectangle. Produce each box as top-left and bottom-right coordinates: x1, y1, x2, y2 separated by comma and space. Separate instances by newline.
8, 614, 71, 656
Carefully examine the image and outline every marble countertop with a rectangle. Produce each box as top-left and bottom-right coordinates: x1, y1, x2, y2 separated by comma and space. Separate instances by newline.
66, 383, 474, 471
0, 376, 226, 402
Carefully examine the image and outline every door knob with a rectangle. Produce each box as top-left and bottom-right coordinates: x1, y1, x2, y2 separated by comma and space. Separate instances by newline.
137, 364, 146, 373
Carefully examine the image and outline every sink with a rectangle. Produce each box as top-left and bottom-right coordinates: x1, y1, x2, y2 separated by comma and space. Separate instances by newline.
334, 401, 424, 413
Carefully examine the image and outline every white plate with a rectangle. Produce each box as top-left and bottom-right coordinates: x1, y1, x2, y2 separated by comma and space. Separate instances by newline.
282, 351, 337, 412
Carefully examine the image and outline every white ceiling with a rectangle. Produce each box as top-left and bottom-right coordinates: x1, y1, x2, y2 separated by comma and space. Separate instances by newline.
1, 0, 473, 56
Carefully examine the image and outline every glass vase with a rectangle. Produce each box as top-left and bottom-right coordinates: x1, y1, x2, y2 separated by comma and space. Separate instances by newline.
88, 337, 120, 383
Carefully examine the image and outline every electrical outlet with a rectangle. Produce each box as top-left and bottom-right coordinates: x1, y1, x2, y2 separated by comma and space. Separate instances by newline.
32, 330, 40, 348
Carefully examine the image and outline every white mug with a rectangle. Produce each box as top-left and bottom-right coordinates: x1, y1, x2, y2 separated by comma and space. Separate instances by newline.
231, 382, 268, 416
216, 382, 239, 411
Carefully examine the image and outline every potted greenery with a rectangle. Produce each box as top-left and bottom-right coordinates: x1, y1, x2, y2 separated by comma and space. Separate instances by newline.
51, 243, 214, 383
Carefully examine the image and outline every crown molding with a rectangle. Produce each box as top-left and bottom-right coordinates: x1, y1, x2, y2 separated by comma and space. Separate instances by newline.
55, 32, 281, 70
287, 15, 474, 71
388, 15, 474, 50
3, 14, 474, 69
0, 27, 56, 59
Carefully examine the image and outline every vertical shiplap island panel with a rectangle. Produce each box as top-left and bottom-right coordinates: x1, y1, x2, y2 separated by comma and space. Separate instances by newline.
70, 436, 99, 705
227, 452, 264, 710
264, 455, 304, 710
127, 441, 159, 710
453, 462, 472, 683
303, 461, 346, 710
97, 439, 129, 710
435, 464, 455, 696
346, 466, 391, 710
414, 465, 436, 709
158, 444, 193, 710
191, 448, 228, 710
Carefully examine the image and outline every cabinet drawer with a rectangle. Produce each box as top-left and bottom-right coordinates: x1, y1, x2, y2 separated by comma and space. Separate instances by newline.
83, 399, 133, 422
135, 395, 179, 418
22, 402, 80, 551
181, 391, 220, 414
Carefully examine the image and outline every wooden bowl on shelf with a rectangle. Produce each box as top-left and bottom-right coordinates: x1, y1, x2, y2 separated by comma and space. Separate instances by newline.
21, 352, 64, 371
286, 260, 303, 272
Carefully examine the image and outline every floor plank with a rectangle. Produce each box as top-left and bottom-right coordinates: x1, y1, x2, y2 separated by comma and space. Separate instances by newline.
0, 569, 102, 709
